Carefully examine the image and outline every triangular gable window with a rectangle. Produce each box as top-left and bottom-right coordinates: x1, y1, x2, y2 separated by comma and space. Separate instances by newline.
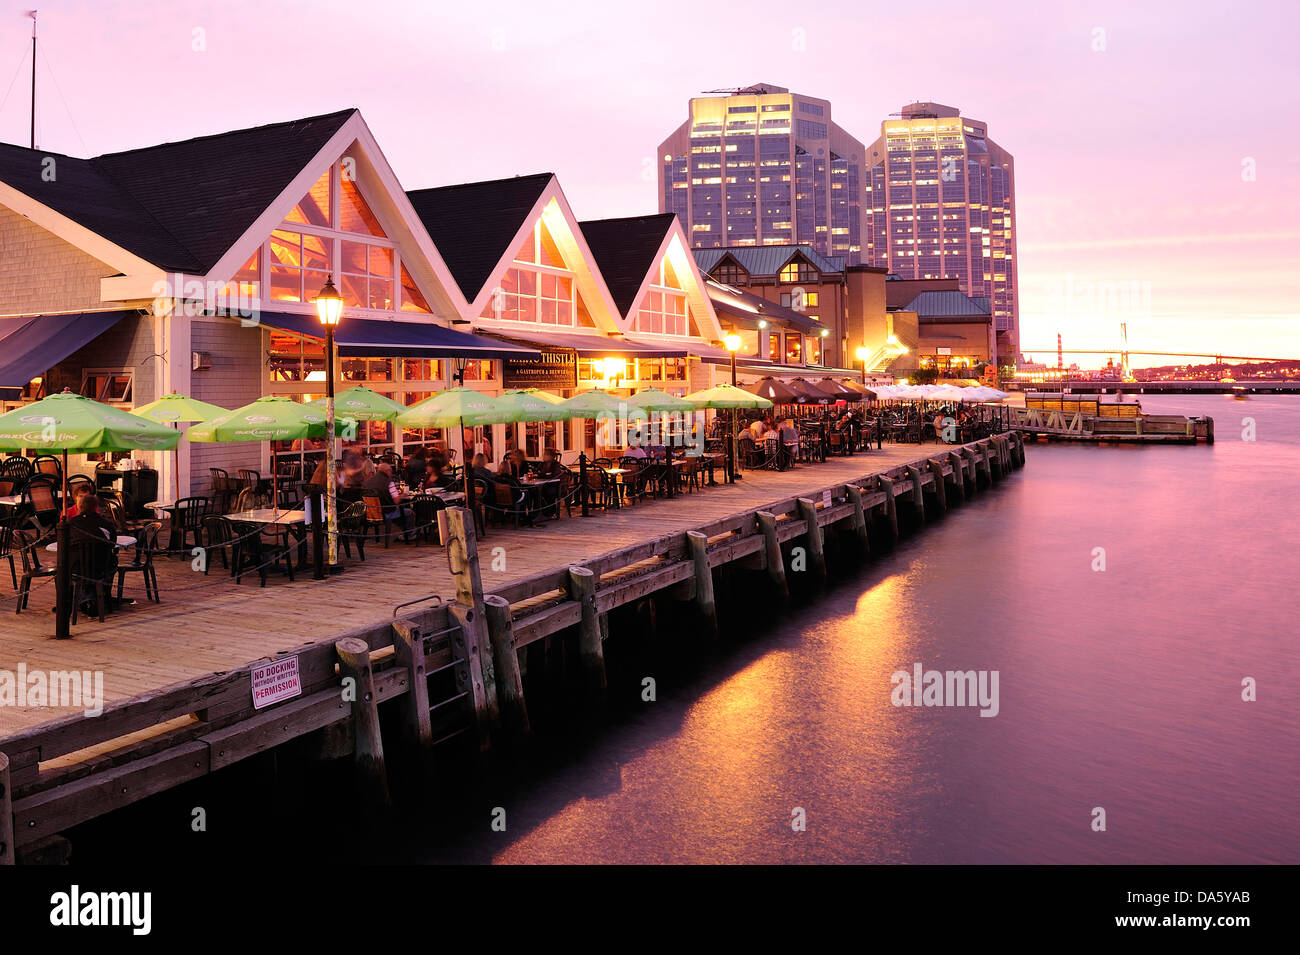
340, 176, 386, 237
286, 170, 331, 228
538, 220, 564, 268
576, 289, 596, 328
662, 257, 683, 290
400, 264, 431, 312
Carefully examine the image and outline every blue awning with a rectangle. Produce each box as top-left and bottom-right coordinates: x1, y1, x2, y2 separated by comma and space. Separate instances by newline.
0, 310, 135, 397
258, 312, 541, 360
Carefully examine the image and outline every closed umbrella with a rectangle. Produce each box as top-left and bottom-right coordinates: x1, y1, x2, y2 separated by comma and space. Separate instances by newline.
132, 392, 229, 504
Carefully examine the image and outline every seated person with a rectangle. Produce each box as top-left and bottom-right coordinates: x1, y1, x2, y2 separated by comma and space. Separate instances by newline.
470, 453, 499, 487
362, 462, 416, 542
623, 444, 648, 460
61, 483, 93, 521
67, 493, 125, 611
422, 449, 456, 489
536, 447, 563, 478
404, 447, 429, 488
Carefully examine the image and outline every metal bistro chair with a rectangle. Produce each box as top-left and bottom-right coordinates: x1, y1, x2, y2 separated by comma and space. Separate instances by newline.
21, 476, 60, 537
2, 456, 33, 483
1, 514, 22, 589
116, 521, 162, 603
33, 455, 62, 480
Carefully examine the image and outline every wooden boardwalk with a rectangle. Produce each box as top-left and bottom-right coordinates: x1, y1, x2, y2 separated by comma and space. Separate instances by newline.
2, 443, 954, 739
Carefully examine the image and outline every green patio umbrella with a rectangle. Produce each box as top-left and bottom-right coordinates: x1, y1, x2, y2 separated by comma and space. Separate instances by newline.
188, 396, 357, 514
683, 384, 772, 484
561, 388, 648, 457
0, 389, 180, 511
0, 390, 181, 638
396, 387, 508, 502
132, 392, 230, 503
683, 383, 774, 410
514, 388, 566, 406
308, 386, 407, 422
494, 390, 576, 423
626, 388, 696, 413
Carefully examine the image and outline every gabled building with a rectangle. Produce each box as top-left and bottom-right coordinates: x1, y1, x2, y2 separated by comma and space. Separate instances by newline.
0, 109, 536, 494
406, 180, 727, 457
693, 244, 847, 367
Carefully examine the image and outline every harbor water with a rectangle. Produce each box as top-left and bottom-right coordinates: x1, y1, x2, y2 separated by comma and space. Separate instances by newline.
433, 395, 1300, 864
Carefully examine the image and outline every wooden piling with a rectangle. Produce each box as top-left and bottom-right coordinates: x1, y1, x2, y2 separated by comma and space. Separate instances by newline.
391, 620, 433, 760
334, 637, 390, 809
686, 530, 719, 637
445, 507, 499, 739
484, 595, 530, 742
905, 466, 926, 524
947, 452, 966, 502
844, 485, 871, 553
796, 498, 827, 581
978, 443, 993, 485
962, 448, 977, 487
878, 475, 899, 542
927, 459, 948, 514
754, 511, 789, 602
0, 750, 14, 865
567, 566, 607, 697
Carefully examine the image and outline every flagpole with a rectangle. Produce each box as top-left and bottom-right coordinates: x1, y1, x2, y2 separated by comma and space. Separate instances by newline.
29, 10, 37, 149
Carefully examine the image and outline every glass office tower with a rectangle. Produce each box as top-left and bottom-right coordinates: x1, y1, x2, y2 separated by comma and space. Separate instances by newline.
864, 103, 1018, 366
659, 84, 867, 265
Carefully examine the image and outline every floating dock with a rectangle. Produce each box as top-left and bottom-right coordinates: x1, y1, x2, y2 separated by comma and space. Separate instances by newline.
0, 433, 1026, 864
1010, 393, 1214, 444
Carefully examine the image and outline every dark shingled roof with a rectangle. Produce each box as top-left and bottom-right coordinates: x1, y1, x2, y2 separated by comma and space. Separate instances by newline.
0, 109, 357, 273
406, 173, 554, 302
578, 213, 676, 315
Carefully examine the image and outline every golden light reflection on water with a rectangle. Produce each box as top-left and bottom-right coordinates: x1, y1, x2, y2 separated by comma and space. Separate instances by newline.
493, 568, 935, 864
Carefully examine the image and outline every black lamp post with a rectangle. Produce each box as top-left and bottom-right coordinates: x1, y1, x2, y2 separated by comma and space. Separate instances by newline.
314, 277, 343, 573
725, 333, 741, 483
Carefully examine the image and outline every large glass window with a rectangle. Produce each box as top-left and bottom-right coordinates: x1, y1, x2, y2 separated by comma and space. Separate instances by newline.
785, 334, 803, 364
264, 159, 431, 313
480, 220, 575, 325
632, 259, 688, 335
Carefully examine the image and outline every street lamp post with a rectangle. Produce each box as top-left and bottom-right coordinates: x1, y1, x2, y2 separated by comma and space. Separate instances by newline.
314, 277, 343, 573
856, 346, 869, 385
724, 333, 741, 483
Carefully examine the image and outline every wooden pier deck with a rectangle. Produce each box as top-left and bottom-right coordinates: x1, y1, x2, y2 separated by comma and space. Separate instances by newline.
0, 433, 1025, 862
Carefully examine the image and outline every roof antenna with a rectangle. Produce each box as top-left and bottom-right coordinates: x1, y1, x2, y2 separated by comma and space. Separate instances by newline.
26, 9, 37, 148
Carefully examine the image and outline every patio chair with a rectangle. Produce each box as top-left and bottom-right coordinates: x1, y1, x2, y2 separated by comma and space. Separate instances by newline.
116, 522, 162, 603
33, 454, 61, 479
13, 530, 54, 613
173, 496, 210, 551
209, 467, 234, 513
2, 456, 33, 482
201, 514, 237, 575
361, 493, 391, 547
338, 499, 367, 561
21, 476, 60, 536
489, 481, 527, 529
0, 514, 21, 589
230, 520, 295, 586
66, 533, 113, 624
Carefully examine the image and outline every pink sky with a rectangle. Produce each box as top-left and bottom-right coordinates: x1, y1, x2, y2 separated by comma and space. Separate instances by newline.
2, 0, 1296, 363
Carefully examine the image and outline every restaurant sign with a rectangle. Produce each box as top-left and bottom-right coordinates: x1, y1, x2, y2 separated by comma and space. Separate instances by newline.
503, 346, 578, 389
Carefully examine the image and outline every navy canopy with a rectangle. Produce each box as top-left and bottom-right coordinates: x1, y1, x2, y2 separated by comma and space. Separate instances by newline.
0, 310, 135, 398
258, 312, 541, 360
